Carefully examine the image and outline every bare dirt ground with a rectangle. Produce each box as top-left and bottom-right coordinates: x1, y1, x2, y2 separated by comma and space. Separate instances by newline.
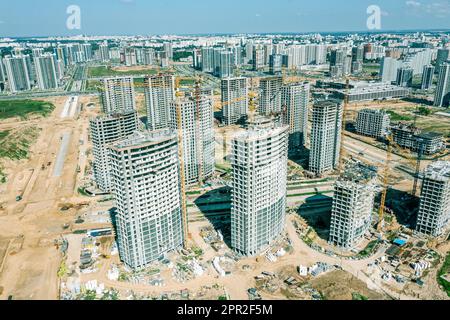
310, 270, 386, 300
0, 95, 101, 300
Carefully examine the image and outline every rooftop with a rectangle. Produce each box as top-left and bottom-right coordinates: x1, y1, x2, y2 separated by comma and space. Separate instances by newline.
424, 161, 450, 182
339, 160, 378, 184
110, 129, 176, 150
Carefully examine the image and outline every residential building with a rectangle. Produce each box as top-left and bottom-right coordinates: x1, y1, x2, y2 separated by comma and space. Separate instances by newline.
355, 109, 390, 138
221, 77, 248, 125
101, 77, 136, 114
144, 74, 175, 131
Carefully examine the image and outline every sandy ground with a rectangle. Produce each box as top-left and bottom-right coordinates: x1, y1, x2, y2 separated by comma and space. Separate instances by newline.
0, 95, 101, 300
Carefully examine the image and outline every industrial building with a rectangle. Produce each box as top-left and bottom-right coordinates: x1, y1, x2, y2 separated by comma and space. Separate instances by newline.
144, 74, 175, 130
89, 110, 139, 192
281, 82, 310, 150
309, 100, 343, 175
109, 130, 184, 270
355, 109, 390, 139
416, 161, 450, 237
335, 82, 411, 102
329, 160, 378, 249
169, 92, 215, 186
101, 77, 136, 114
221, 77, 248, 125
231, 118, 289, 256
259, 76, 283, 115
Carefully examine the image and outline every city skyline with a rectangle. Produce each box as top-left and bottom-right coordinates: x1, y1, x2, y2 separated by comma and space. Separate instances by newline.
1, 0, 450, 37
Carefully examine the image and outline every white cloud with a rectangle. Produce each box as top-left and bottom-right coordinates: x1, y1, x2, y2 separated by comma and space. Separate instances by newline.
406, 0, 450, 18
255, 13, 262, 17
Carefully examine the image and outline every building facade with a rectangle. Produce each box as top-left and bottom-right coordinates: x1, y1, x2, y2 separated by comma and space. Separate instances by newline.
416, 161, 450, 236
309, 100, 343, 175
144, 74, 175, 131
89, 110, 139, 192
169, 93, 215, 186
110, 130, 184, 270
231, 119, 289, 256
355, 109, 390, 138
221, 77, 248, 125
101, 77, 136, 114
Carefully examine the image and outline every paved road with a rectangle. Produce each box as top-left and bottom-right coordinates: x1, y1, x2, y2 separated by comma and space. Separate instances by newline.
53, 132, 72, 177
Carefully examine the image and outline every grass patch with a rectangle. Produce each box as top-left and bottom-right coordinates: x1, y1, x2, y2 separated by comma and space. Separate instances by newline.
88, 66, 158, 78
0, 127, 40, 160
352, 292, 369, 300
437, 252, 450, 297
386, 110, 415, 122
0, 100, 55, 120
358, 240, 378, 258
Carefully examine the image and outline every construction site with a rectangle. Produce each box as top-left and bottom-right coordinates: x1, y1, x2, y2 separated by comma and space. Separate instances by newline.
0, 57, 449, 301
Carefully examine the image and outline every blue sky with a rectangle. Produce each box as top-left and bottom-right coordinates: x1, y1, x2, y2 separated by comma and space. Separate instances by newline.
0, 0, 449, 37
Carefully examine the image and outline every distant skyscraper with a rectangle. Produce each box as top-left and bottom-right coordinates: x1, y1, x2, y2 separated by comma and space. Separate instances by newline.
269, 54, 283, 75
434, 62, 450, 107
34, 53, 59, 90
396, 67, 414, 87
380, 57, 402, 83
421, 65, 434, 90
99, 42, 110, 62
169, 92, 215, 186
329, 49, 345, 78
259, 76, 283, 115
201, 47, 214, 73
144, 74, 175, 130
416, 161, 450, 236
231, 118, 289, 256
101, 77, 136, 114
309, 100, 343, 175
329, 161, 377, 249
3, 55, 31, 92
281, 82, 310, 150
218, 51, 234, 78
435, 48, 449, 73
109, 130, 184, 270
164, 42, 174, 60
89, 110, 139, 192
221, 77, 248, 125
252, 47, 265, 71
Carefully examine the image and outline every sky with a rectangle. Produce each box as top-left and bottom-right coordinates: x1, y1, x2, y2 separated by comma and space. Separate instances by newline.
0, 0, 449, 37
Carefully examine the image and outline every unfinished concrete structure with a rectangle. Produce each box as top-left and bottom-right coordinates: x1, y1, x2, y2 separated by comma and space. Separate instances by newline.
281, 81, 310, 151
329, 160, 378, 249
169, 92, 215, 186
391, 123, 445, 155
221, 77, 248, 125
309, 100, 343, 175
355, 109, 390, 139
144, 74, 175, 131
89, 110, 139, 192
109, 130, 184, 270
101, 76, 136, 114
416, 161, 450, 237
231, 118, 289, 256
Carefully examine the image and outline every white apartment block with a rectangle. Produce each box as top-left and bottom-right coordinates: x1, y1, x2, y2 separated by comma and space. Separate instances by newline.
221, 77, 248, 125
259, 76, 283, 115
144, 74, 175, 130
3, 55, 31, 92
169, 93, 215, 186
89, 110, 139, 192
355, 109, 390, 138
434, 62, 450, 107
281, 82, 310, 151
109, 130, 184, 270
34, 53, 59, 90
329, 161, 378, 249
101, 77, 136, 114
309, 100, 343, 175
231, 119, 289, 256
416, 161, 450, 237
